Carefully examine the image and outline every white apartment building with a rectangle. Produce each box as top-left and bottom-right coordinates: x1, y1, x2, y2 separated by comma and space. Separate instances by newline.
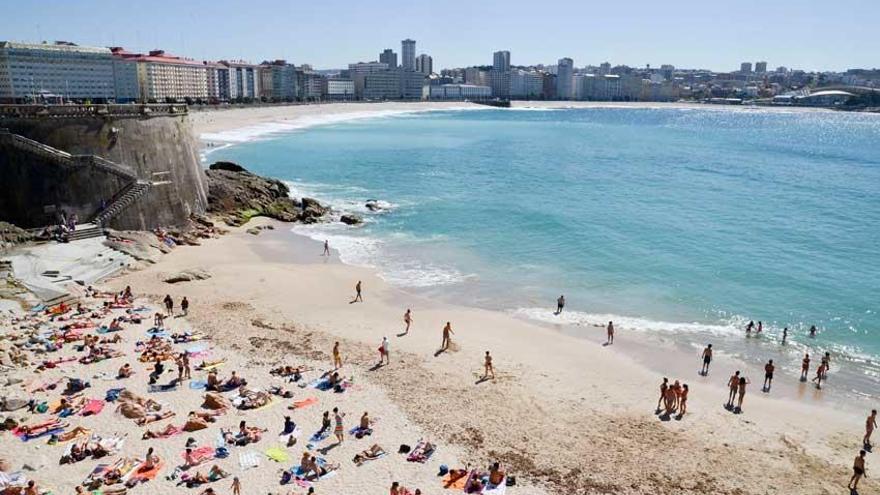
556, 57, 574, 99
510, 69, 543, 98
326, 78, 354, 99
113, 48, 208, 102
0, 41, 116, 102
416, 54, 433, 75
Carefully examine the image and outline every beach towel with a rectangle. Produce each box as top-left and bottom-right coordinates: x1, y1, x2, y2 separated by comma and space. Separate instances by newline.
149, 381, 180, 393
309, 429, 330, 443
290, 397, 318, 410
0, 471, 27, 490
238, 450, 261, 470
182, 445, 214, 465
189, 380, 208, 390
407, 440, 436, 463
265, 447, 290, 463
186, 343, 209, 354
441, 470, 470, 490
80, 399, 105, 416
131, 459, 164, 482
83, 463, 110, 485
105, 388, 124, 402
484, 477, 507, 494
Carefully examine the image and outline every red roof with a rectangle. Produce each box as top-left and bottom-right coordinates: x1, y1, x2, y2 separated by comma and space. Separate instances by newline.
110, 47, 207, 67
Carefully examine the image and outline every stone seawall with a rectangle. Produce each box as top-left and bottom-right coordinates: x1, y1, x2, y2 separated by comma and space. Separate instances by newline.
0, 107, 207, 230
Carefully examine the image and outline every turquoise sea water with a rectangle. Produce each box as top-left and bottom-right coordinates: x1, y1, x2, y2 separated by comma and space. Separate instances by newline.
210, 106, 880, 400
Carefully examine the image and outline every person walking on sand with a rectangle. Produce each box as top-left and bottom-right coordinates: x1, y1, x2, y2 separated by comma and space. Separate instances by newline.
231, 477, 241, 495
801, 353, 811, 381
701, 344, 713, 375
483, 351, 495, 380
323, 240, 330, 256
403, 309, 412, 334
736, 376, 750, 411
556, 295, 565, 315
763, 360, 775, 392
656, 377, 669, 412
606, 321, 614, 345
333, 407, 345, 444
163, 294, 174, 316
813, 361, 827, 389
726, 371, 741, 408
849, 450, 867, 491
378, 337, 389, 365
181, 296, 189, 316
441, 322, 454, 351
183, 351, 191, 380
864, 410, 877, 449
332, 342, 342, 370
353, 281, 363, 302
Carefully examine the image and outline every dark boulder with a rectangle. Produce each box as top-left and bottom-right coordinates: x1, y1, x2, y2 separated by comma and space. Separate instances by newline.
340, 214, 363, 225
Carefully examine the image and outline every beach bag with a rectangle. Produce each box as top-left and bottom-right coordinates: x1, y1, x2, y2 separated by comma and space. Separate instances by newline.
438, 464, 449, 476
215, 447, 229, 459
280, 470, 292, 485
398, 444, 411, 454
507, 476, 516, 486
36, 402, 49, 413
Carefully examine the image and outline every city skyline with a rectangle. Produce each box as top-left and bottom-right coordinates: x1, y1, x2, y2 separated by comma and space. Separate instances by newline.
1, 0, 878, 73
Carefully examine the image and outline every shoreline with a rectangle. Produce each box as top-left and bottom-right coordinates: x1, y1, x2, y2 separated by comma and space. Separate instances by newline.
102, 218, 870, 494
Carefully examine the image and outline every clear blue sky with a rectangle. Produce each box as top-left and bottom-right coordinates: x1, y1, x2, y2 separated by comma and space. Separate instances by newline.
2, 0, 877, 72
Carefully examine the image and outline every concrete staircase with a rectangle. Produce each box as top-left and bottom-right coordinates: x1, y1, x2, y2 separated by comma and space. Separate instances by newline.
0, 127, 157, 228
93, 180, 152, 226
68, 223, 105, 242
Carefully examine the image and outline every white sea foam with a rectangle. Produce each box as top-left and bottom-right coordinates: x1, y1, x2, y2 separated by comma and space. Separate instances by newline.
512, 307, 743, 338
200, 105, 477, 144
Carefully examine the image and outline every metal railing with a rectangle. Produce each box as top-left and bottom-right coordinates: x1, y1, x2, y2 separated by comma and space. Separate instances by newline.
0, 104, 188, 119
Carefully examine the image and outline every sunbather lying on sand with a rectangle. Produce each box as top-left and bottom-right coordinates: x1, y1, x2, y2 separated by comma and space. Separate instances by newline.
236, 421, 267, 445
53, 425, 91, 442
353, 444, 386, 466
184, 465, 229, 487
135, 410, 175, 426
235, 387, 269, 409
142, 423, 181, 439
201, 392, 231, 411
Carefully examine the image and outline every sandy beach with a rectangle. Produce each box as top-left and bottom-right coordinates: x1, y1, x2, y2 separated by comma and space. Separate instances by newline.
1, 102, 874, 495
102, 217, 869, 495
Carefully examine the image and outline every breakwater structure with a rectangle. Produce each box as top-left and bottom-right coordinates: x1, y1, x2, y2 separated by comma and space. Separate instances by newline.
0, 104, 208, 232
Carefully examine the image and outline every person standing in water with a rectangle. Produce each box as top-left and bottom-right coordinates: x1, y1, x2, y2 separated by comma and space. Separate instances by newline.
700, 344, 713, 375
403, 309, 413, 334
821, 352, 831, 378
323, 240, 330, 256
606, 321, 614, 345
848, 450, 867, 492
813, 360, 827, 389
483, 351, 495, 380
782, 327, 788, 345
745, 321, 754, 335
726, 371, 741, 408
556, 295, 565, 315
353, 281, 363, 302
864, 409, 877, 449
441, 322, 454, 351
809, 325, 817, 338
801, 353, 811, 381
763, 360, 775, 392
756, 321, 763, 334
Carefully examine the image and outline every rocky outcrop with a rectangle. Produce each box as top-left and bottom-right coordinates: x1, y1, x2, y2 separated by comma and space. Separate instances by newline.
340, 214, 363, 225
206, 162, 330, 226
164, 268, 212, 284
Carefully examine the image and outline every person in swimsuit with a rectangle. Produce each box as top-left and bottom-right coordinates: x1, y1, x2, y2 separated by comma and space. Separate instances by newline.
483, 351, 495, 380
231, 477, 241, 495
678, 384, 689, 417
809, 325, 817, 338
441, 322, 454, 351
556, 295, 565, 315
745, 321, 754, 335
333, 342, 342, 370
701, 344, 713, 375
865, 409, 877, 448
181, 296, 189, 316
317, 411, 331, 437
379, 337, 389, 365
606, 321, 614, 345
822, 352, 831, 378
656, 377, 668, 412
813, 361, 827, 389
726, 371, 740, 408
763, 360, 775, 391
849, 450, 866, 491
756, 321, 763, 334
354, 281, 363, 302
736, 376, 750, 411
333, 407, 345, 444
403, 309, 413, 334
801, 353, 811, 381
323, 240, 330, 256
164, 294, 174, 316
782, 327, 788, 345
